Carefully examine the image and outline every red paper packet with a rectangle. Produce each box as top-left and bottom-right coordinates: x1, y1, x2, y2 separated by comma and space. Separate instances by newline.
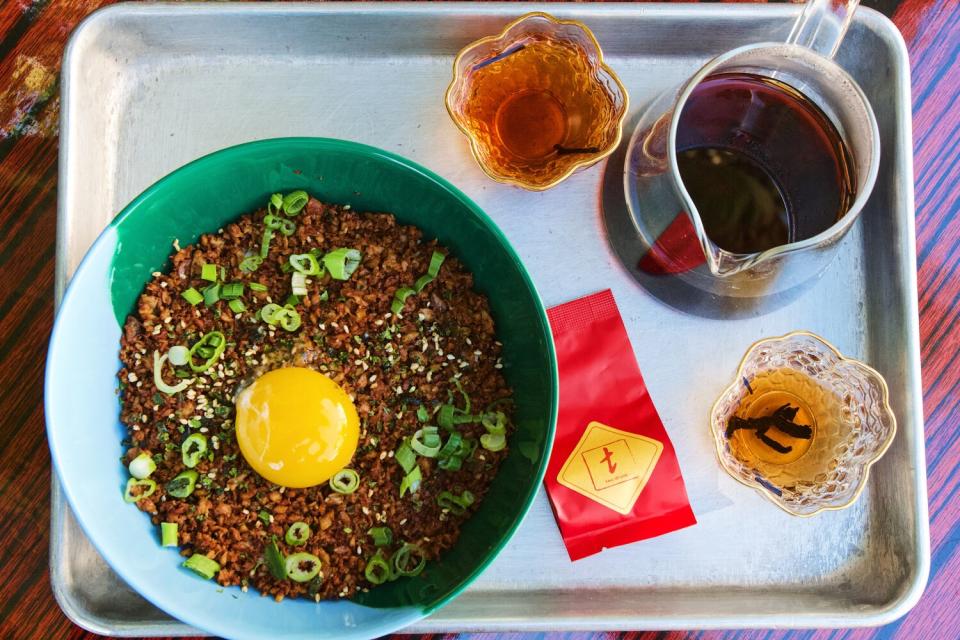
545, 289, 696, 561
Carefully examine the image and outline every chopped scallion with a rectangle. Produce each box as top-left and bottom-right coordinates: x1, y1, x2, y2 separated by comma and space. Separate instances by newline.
390, 287, 415, 315
153, 350, 191, 395
249, 282, 268, 292
167, 345, 189, 367
165, 470, 198, 498
285, 521, 311, 546
367, 526, 393, 547
279, 218, 296, 236
123, 478, 156, 503
228, 298, 246, 313
181, 433, 208, 468
239, 255, 262, 273
202, 283, 221, 306
329, 468, 360, 494
181, 288, 203, 306
410, 427, 442, 458
285, 552, 322, 582
291, 272, 308, 297
282, 190, 309, 215
182, 553, 220, 579
323, 248, 361, 280
416, 406, 429, 422
365, 550, 391, 585
399, 466, 421, 497
437, 489, 475, 516
480, 432, 506, 452
128, 452, 156, 479
392, 543, 426, 577
188, 331, 226, 372
160, 522, 178, 547
290, 252, 321, 276
201, 263, 218, 282
221, 282, 245, 299
259, 228, 274, 259
395, 440, 416, 474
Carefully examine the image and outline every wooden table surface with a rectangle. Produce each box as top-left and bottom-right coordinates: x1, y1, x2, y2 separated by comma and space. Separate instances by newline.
0, 1, 956, 639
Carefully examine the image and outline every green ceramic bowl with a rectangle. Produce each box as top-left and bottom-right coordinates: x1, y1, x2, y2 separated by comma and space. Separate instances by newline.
46, 138, 557, 639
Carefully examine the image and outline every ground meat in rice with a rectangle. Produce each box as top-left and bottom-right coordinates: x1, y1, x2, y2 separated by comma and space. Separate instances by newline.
117, 195, 513, 601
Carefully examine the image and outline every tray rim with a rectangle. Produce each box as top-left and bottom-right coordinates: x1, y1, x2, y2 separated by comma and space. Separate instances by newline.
50, 1, 930, 634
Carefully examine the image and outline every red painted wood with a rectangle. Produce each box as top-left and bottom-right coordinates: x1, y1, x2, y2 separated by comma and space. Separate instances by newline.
0, 1, 956, 639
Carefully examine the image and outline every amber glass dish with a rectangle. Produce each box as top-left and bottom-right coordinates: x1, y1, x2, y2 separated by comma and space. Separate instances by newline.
710, 331, 896, 517
445, 12, 628, 191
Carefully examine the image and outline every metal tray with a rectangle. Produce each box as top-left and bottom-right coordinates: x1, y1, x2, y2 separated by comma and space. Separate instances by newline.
52, 2, 929, 634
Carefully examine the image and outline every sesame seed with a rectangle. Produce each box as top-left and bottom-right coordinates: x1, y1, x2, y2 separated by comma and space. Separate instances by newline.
446, 354, 455, 361
466, 338, 472, 345
399, 518, 407, 525
374, 319, 383, 326
242, 509, 250, 515
379, 451, 387, 460
136, 381, 142, 388
200, 427, 209, 433
127, 372, 138, 382
151, 271, 162, 278
140, 414, 148, 423
494, 363, 503, 369
369, 375, 377, 382
474, 350, 482, 356
361, 506, 370, 515
152, 325, 162, 335
426, 371, 433, 382
459, 362, 469, 368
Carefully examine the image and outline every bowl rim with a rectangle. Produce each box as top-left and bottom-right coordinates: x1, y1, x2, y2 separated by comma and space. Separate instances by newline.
708, 330, 897, 517
45, 137, 559, 637
443, 11, 629, 192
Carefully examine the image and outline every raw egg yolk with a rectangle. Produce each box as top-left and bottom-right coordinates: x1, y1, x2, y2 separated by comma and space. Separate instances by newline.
235, 367, 359, 488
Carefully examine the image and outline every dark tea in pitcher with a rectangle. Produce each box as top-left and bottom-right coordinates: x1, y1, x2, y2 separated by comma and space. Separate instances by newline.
675, 72, 856, 255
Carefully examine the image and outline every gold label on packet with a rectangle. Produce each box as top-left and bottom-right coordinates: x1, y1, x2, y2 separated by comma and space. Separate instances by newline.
557, 421, 664, 515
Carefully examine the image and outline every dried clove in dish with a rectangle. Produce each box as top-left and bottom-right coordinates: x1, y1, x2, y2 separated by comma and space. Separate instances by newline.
725, 403, 812, 454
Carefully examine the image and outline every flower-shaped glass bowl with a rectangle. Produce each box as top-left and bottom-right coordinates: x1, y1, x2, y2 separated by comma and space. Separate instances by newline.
710, 331, 896, 517
445, 12, 628, 191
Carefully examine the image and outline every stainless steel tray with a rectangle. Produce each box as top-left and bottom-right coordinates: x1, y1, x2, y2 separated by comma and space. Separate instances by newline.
52, 2, 929, 634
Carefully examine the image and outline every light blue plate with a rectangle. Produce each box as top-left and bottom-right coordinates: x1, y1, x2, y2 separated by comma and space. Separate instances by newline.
46, 138, 557, 640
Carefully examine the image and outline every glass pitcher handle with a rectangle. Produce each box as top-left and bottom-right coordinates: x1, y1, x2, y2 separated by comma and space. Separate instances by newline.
786, 0, 860, 59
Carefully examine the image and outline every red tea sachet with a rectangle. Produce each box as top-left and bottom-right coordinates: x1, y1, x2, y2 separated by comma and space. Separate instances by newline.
545, 289, 697, 560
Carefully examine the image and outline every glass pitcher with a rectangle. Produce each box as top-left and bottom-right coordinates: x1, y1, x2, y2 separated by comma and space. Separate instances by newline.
623, 0, 879, 298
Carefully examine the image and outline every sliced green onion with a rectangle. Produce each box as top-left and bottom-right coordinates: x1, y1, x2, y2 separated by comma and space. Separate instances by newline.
285, 521, 311, 546
249, 282, 268, 292
279, 305, 301, 331
453, 379, 471, 414
291, 272, 308, 297
265, 536, 286, 580
181, 288, 203, 306
228, 298, 246, 313
399, 466, 422, 497
201, 263, 218, 282
438, 432, 463, 461
395, 440, 416, 474
239, 255, 262, 273
167, 345, 189, 367
437, 490, 475, 516
221, 282, 244, 299
182, 553, 220, 580
165, 470, 199, 498
426, 250, 446, 277
390, 287, 415, 315
329, 468, 360, 494
160, 522, 178, 547
319, 290, 329, 302
279, 218, 296, 236
323, 248, 361, 280
413, 274, 433, 293
289, 253, 321, 275
282, 190, 309, 215
365, 550, 391, 585
482, 411, 506, 435
285, 294, 301, 306
437, 404, 455, 430
128, 452, 156, 479
259, 227, 274, 259
202, 283, 220, 306
188, 331, 226, 372
264, 213, 283, 230
181, 433, 208, 468
480, 432, 506, 452
260, 303, 283, 324
153, 350, 191, 395
416, 406, 429, 422
268, 192, 283, 214
367, 526, 393, 547
411, 427, 442, 458
437, 454, 462, 471
123, 478, 156, 503
285, 552, 321, 582
392, 543, 426, 577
